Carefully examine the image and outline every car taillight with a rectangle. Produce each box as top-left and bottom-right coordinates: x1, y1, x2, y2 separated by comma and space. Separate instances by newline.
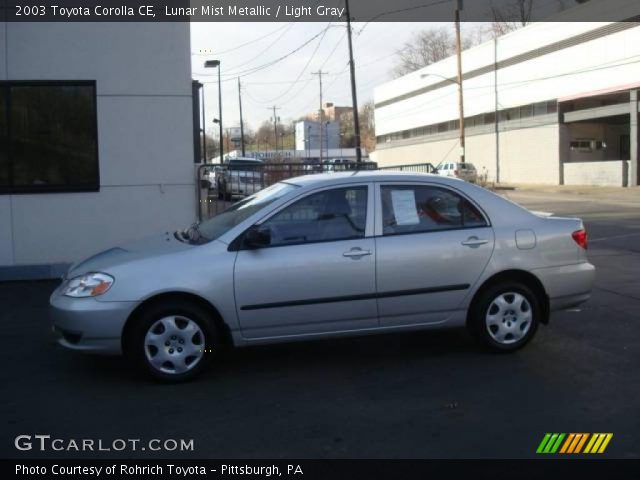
454, 169, 459, 176
572, 229, 588, 249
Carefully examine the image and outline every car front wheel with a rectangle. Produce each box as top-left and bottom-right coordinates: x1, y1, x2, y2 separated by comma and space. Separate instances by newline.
469, 282, 540, 352
126, 301, 217, 382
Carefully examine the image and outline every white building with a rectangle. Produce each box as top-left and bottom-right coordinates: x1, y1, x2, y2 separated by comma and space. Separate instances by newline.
295, 120, 341, 151
1, 23, 198, 280
373, 3, 640, 187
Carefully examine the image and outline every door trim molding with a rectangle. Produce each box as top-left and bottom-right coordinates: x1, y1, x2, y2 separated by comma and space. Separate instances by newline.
240, 284, 470, 311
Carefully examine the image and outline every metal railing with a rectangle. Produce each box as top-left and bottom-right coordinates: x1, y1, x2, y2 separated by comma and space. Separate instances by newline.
378, 163, 437, 174
197, 161, 437, 220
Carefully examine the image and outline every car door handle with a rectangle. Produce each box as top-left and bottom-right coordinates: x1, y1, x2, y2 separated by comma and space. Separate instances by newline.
461, 237, 489, 247
343, 248, 372, 258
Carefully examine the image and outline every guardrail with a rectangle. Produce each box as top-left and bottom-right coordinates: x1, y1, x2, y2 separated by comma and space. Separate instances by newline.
197, 161, 437, 220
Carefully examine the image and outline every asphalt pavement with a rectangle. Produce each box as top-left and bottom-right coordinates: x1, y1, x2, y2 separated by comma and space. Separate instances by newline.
1, 188, 639, 459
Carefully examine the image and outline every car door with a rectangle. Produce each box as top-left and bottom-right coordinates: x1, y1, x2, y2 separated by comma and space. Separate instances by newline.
234, 184, 378, 340
375, 183, 494, 327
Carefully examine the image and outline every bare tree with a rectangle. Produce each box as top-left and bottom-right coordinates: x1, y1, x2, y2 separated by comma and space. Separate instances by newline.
490, 0, 589, 37
392, 26, 483, 78
490, 0, 535, 36
202, 134, 219, 163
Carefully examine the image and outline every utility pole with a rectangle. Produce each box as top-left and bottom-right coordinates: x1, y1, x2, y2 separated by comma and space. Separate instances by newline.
454, 0, 466, 164
268, 105, 281, 157
312, 70, 328, 163
494, 35, 500, 183
201, 84, 207, 163
237, 77, 246, 156
344, 0, 362, 163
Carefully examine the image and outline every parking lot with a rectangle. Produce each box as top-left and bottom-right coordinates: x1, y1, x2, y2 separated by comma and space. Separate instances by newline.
1, 186, 639, 459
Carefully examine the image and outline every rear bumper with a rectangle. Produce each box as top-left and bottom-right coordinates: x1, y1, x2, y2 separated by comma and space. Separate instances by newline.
532, 261, 596, 311
549, 292, 592, 311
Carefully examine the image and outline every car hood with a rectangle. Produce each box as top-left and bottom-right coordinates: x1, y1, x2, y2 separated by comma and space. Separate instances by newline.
66, 232, 194, 278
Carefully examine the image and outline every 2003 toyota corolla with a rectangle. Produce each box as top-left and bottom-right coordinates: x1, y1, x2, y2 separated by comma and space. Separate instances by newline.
50, 171, 595, 381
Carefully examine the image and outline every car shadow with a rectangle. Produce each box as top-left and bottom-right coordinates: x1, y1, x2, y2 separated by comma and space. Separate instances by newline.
57, 328, 482, 384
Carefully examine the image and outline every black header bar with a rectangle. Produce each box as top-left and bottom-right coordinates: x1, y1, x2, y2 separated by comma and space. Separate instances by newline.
3, 0, 639, 22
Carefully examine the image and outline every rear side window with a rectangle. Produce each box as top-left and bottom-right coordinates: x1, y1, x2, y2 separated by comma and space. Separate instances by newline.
381, 185, 487, 236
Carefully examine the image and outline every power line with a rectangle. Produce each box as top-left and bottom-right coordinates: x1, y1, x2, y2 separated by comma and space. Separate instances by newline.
194, 26, 333, 81
356, 0, 452, 36
256, 21, 334, 105
220, 23, 296, 74
249, 25, 349, 107
191, 23, 291, 57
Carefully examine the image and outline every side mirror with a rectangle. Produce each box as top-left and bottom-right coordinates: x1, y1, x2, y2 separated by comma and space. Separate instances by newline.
243, 226, 271, 249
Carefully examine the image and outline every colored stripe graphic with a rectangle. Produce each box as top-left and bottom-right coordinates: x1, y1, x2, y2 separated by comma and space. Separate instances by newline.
540, 433, 614, 454
585, 433, 614, 454
550, 433, 565, 453
536, 434, 552, 454
567, 433, 583, 453
559, 433, 575, 454
574, 433, 589, 453
536, 433, 565, 454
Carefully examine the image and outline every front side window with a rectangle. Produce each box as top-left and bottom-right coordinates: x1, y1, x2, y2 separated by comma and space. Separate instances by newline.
196, 182, 299, 242
381, 185, 487, 236
261, 187, 368, 247
0, 81, 98, 193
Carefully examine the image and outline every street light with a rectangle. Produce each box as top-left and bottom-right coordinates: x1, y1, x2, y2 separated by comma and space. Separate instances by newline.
421, 70, 465, 163
204, 59, 223, 163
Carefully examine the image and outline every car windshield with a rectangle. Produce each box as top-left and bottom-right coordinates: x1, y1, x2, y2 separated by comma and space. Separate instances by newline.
460, 163, 476, 170
182, 182, 299, 243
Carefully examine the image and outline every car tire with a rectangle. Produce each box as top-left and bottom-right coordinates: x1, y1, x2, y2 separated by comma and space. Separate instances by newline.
468, 282, 540, 352
125, 300, 218, 382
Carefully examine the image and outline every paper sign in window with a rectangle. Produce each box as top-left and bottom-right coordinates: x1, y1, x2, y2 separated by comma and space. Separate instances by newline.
391, 190, 419, 225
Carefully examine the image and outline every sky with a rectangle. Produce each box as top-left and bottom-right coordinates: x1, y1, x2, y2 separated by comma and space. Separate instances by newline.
190, 22, 449, 137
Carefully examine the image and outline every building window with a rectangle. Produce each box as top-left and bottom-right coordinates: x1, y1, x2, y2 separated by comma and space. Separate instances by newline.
570, 139, 594, 152
0, 81, 99, 194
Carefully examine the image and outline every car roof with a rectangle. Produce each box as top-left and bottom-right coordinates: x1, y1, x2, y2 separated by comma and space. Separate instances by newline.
285, 170, 467, 188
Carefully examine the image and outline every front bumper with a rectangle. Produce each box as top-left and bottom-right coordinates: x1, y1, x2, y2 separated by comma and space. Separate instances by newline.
50, 287, 137, 355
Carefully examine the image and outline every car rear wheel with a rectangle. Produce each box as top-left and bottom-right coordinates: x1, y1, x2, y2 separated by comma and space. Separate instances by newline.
126, 301, 217, 382
469, 282, 540, 352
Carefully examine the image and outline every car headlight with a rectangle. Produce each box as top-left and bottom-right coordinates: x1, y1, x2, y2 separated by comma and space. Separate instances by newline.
63, 273, 114, 298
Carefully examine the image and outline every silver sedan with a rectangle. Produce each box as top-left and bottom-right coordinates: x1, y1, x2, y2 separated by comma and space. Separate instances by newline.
50, 172, 595, 381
